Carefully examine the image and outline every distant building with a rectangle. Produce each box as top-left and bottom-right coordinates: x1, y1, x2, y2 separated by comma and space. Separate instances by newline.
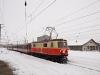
68, 39, 100, 51
68, 45, 82, 51
37, 35, 50, 42
82, 39, 100, 51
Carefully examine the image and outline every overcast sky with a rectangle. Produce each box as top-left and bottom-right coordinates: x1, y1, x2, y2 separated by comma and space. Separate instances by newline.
0, 0, 100, 44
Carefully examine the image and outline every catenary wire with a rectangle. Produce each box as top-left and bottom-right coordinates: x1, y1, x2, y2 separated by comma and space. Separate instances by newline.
54, 10, 100, 27
51, 0, 100, 25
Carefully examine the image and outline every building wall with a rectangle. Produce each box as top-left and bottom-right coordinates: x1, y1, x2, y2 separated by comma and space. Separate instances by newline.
68, 45, 82, 50
68, 39, 100, 51
82, 40, 100, 51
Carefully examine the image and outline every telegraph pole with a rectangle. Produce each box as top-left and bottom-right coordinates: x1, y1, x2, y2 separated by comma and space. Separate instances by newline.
0, 24, 3, 42
0, 0, 4, 43
0, 24, 1, 40
25, 0, 28, 43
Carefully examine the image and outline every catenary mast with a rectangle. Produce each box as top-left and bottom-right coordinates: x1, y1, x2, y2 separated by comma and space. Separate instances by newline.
25, 0, 28, 43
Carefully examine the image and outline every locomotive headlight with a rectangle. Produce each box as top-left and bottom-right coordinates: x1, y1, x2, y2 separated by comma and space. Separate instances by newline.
60, 49, 63, 53
60, 50, 62, 52
60, 49, 67, 54
63, 50, 65, 53
60, 49, 63, 52
60, 49, 65, 54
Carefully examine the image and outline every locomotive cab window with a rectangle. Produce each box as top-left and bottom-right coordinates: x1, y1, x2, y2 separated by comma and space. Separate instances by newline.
63, 42, 67, 47
43, 43, 47, 47
58, 41, 67, 48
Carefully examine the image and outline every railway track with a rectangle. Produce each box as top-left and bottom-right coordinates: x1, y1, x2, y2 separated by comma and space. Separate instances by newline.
67, 61, 100, 72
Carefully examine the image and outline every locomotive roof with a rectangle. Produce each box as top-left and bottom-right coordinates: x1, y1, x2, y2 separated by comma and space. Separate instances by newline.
50, 39, 66, 41
32, 39, 67, 43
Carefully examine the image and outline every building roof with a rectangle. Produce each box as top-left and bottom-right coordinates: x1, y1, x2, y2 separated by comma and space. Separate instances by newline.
68, 39, 100, 46
83, 39, 100, 46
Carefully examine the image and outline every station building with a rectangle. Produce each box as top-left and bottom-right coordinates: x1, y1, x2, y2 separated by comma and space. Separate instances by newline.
68, 39, 100, 51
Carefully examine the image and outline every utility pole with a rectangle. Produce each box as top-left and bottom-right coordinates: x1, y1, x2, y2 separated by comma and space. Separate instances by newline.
0, 24, 3, 42
25, 0, 28, 44
0, 24, 1, 40
0, 0, 4, 43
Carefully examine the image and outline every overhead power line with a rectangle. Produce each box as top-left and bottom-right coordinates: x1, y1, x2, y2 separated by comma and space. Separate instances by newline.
57, 17, 100, 30
77, 28, 100, 34
58, 27, 100, 37
58, 24, 100, 35
28, 0, 44, 19
30, 0, 56, 23
54, 10, 100, 27
53, 0, 100, 23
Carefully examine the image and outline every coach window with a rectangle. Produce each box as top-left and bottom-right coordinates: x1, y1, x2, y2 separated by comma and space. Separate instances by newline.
43, 43, 47, 47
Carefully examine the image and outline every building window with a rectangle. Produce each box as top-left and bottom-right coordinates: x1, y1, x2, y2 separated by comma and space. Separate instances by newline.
84, 48, 85, 50
43, 43, 47, 47
96, 46, 98, 50
87, 46, 89, 49
90, 46, 92, 50
93, 46, 95, 50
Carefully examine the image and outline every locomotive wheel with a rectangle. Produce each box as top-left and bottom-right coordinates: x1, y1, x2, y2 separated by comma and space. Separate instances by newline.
62, 57, 68, 63
59, 56, 68, 63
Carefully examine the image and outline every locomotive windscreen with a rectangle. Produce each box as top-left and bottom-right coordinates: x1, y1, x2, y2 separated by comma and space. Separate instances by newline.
58, 41, 67, 48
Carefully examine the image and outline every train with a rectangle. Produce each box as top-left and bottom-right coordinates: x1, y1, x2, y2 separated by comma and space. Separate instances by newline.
7, 38, 69, 63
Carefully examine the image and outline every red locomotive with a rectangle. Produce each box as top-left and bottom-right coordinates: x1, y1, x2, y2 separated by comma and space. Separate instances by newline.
8, 38, 68, 63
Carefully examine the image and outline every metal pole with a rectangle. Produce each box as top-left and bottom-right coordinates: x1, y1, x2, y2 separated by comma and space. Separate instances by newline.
0, 24, 1, 40
25, 0, 28, 43
0, 24, 3, 42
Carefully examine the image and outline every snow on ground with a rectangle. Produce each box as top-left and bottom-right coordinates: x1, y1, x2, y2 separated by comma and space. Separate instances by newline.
0, 48, 100, 75
68, 50, 100, 71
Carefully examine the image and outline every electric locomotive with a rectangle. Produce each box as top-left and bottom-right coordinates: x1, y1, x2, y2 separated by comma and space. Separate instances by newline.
7, 38, 68, 63
31, 39, 68, 62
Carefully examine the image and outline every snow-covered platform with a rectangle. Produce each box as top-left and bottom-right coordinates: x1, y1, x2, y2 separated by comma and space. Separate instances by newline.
0, 48, 100, 75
